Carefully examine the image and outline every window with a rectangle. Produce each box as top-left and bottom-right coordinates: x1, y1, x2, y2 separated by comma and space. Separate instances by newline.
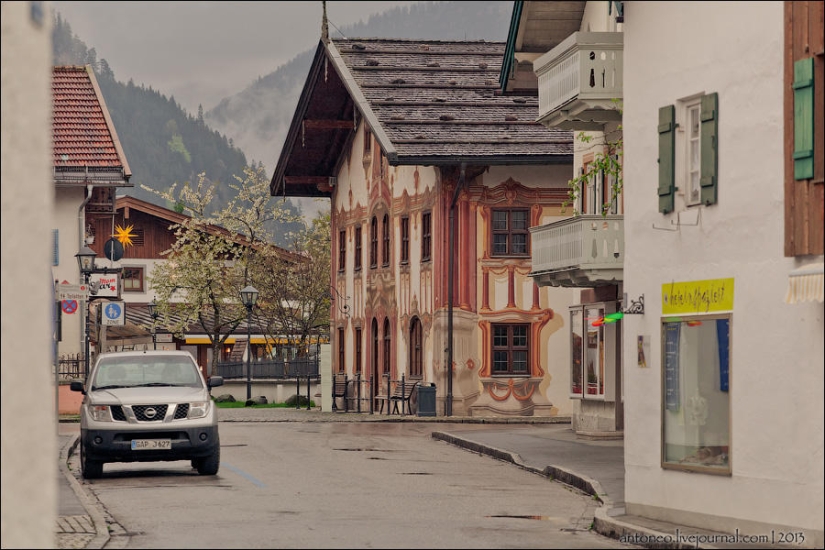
661, 315, 731, 474
421, 211, 431, 262
354, 226, 362, 271
355, 327, 362, 374
122, 267, 144, 292
409, 317, 422, 377
784, 2, 823, 257
569, 305, 613, 398
658, 93, 718, 213
491, 209, 529, 256
382, 318, 391, 374
338, 230, 346, 272
371, 318, 379, 378
491, 324, 529, 375
337, 327, 345, 373
370, 217, 378, 268
400, 216, 410, 264
382, 214, 390, 266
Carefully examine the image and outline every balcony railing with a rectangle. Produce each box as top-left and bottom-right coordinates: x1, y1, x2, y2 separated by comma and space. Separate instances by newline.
529, 215, 623, 287
534, 32, 623, 131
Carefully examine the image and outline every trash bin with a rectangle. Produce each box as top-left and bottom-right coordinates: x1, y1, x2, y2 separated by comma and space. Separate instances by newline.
417, 383, 436, 417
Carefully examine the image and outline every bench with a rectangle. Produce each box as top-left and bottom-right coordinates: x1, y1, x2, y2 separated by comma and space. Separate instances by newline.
376, 379, 418, 415
332, 373, 350, 412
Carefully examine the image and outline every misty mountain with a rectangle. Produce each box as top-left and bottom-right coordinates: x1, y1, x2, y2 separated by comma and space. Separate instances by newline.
205, 1, 512, 175
51, 2, 512, 228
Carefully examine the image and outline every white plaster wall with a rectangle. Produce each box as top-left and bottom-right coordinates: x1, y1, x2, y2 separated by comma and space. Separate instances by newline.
1, 2, 57, 547
54, 187, 88, 356
622, 0, 823, 539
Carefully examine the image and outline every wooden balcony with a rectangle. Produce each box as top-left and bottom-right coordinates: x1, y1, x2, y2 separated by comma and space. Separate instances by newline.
534, 32, 623, 131
529, 215, 623, 287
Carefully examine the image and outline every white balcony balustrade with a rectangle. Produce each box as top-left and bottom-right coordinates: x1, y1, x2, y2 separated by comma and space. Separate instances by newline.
529, 215, 624, 287
534, 32, 623, 131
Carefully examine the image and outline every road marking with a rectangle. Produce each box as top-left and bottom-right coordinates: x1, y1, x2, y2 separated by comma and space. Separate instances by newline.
221, 463, 266, 488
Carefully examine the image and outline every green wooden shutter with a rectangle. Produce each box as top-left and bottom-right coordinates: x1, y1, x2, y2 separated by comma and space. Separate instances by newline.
792, 58, 814, 180
658, 105, 676, 214
700, 93, 719, 206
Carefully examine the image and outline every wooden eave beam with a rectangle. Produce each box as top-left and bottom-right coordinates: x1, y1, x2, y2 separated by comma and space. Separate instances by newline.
303, 119, 355, 130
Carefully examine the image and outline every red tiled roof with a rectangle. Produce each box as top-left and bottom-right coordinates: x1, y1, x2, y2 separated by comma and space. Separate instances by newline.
52, 65, 131, 184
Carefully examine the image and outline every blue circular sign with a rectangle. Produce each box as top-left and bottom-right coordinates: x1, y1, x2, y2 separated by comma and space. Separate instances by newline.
104, 302, 122, 320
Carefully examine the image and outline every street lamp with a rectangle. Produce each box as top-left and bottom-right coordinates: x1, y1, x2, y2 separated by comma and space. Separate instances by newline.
240, 285, 259, 401
75, 245, 97, 378
147, 298, 158, 350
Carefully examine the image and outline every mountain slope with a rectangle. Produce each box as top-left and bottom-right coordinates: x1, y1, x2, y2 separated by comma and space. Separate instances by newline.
205, 1, 512, 175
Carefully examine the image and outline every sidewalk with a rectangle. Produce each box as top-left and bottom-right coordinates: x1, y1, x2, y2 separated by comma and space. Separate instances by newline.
57, 408, 772, 549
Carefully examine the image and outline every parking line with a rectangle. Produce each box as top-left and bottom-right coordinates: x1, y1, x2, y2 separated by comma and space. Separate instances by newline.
221, 463, 266, 488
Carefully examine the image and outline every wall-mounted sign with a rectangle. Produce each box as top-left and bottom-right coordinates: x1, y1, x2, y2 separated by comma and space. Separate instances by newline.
90, 273, 119, 298
155, 333, 174, 343
100, 301, 125, 326
662, 278, 734, 315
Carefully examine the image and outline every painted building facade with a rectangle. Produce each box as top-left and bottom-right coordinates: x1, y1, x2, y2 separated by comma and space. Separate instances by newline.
271, 32, 579, 417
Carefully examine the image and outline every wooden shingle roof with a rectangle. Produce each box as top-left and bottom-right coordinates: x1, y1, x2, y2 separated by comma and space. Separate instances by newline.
52, 65, 131, 187
271, 38, 572, 198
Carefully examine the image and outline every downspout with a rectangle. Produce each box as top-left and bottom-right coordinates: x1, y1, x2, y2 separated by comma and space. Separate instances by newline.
78, 183, 94, 254
446, 163, 466, 417
78, 184, 94, 360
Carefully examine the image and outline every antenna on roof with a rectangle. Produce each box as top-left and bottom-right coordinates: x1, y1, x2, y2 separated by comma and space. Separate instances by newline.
321, 1, 329, 44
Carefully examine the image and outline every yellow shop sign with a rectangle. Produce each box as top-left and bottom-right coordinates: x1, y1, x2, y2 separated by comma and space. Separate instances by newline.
662, 278, 734, 315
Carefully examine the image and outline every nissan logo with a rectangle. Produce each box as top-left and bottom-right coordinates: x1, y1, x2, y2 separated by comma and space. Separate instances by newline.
144, 407, 157, 419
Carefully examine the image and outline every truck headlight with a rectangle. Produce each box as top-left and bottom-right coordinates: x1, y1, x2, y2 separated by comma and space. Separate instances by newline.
89, 405, 113, 422
188, 401, 210, 419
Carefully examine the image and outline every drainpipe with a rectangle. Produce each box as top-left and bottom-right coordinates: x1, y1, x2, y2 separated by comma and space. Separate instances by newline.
78, 184, 94, 361
446, 163, 466, 417
78, 183, 94, 253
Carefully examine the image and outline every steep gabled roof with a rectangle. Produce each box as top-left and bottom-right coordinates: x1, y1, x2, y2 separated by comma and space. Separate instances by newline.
52, 65, 132, 187
271, 38, 572, 198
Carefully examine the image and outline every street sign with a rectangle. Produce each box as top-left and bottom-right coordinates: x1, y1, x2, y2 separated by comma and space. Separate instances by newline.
56, 284, 89, 302
101, 301, 125, 326
90, 273, 120, 298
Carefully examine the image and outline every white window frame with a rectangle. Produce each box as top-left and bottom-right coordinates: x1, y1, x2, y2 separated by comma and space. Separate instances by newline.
569, 303, 617, 400
676, 95, 704, 207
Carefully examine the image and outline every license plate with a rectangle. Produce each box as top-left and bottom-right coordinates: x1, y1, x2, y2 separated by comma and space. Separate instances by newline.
131, 439, 171, 450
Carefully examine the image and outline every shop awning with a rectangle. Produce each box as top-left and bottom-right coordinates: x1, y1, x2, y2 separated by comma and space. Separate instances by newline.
784, 260, 824, 304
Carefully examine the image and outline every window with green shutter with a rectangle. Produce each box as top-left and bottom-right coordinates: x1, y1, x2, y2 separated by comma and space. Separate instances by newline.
658, 105, 676, 214
792, 58, 814, 180
700, 93, 718, 205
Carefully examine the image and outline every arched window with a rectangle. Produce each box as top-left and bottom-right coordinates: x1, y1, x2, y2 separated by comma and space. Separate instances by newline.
383, 318, 391, 374
371, 318, 379, 380
410, 317, 422, 377
382, 214, 390, 266
370, 216, 378, 268
355, 327, 362, 374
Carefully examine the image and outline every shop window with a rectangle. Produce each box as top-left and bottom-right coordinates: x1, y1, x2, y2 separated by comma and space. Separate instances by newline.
661, 315, 731, 474
570, 304, 617, 399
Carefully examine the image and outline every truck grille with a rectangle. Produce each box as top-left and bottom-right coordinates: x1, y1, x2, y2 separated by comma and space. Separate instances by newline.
132, 405, 168, 421
173, 404, 189, 419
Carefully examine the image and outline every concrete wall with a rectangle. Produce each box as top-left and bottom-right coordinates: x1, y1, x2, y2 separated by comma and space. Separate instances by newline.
1, 2, 58, 547
622, 1, 824, 544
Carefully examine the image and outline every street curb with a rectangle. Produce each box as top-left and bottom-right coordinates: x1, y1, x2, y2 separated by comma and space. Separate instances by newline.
431, 431, 613, 508
59, 435, 110, 549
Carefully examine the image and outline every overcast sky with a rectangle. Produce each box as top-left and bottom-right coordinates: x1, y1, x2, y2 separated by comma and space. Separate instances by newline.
52, 1, 423, 114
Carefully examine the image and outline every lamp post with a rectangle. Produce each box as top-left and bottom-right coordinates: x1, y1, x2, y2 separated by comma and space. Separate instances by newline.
75, 245, 97, 378
240, 285, 259, 401
147, 298, 158, 350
